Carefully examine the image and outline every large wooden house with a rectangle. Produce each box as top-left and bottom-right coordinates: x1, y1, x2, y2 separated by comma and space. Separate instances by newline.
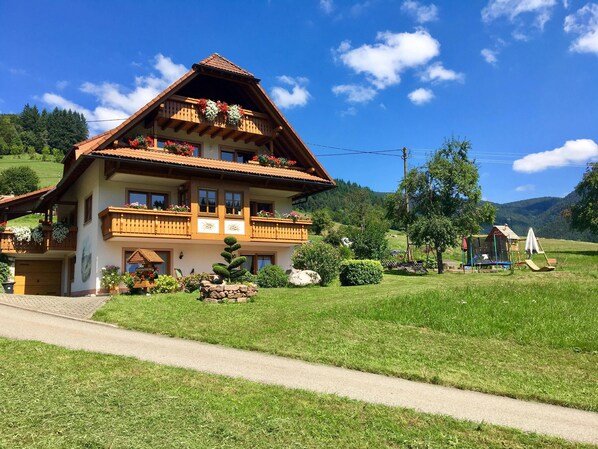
0, 54, 335, 296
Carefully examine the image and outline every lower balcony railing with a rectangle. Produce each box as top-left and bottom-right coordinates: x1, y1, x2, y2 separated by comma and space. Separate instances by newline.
250, 217, 311, 242
0, 227, 78, 254
99, 207, 192, 240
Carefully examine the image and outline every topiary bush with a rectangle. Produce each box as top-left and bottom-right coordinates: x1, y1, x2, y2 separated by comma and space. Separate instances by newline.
212, 236, 247, 282
292, 242, 341, 286
178, 272, 211, 293
256, 264, 288, 288
339, 260, 384, 286
151, 275, 179, 294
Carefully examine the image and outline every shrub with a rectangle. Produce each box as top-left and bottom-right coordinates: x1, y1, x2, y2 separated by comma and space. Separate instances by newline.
310, 209, 333, 235
212, 236, 247, 282
338, 245, 354, 260
0, 262, 11, 283
178, 272, 211, 293
339, 260, 384, 286
152, 275, 179, 294
0, 166, 39, 195
292, 242, 341, 286
122, 272, 141, 295
346, 218, 389, 260
239, 271, 257, 285
256, 264, 288, 288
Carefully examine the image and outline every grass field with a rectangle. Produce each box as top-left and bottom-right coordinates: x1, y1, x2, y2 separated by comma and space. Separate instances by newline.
94, 238, 598, 411
0, 155, 62, 188
0, 339, 591, 449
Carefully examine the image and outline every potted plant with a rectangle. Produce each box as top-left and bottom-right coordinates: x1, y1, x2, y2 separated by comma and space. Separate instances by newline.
0, 261, 14, 294
100, 265, 123, 295
164, 140, 195, 157
167, 204, 191, 212
128, 135, 154, 149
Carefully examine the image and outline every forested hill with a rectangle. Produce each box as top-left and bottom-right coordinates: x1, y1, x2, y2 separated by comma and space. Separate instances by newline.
0, 104, 88, 156
297, 178, 596, 242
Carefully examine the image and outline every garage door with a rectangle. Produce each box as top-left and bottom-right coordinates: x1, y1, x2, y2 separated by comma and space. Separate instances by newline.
14, 260, 62, 295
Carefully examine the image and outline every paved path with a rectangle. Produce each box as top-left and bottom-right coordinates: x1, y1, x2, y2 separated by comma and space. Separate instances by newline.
0, 294, 107, 319
0, 304, 596, 445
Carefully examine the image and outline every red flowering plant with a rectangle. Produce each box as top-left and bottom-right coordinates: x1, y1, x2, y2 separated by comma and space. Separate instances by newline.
255, 210, 274, 218
167, 204, 191, 213
252, 154, 297, 168
129, 135, 154, 149
197, 98, 208, 113
282, 211, 302, 222
164, 140, 195, 157
0, 221, 6, 233
217, 101, 228, 114
130, 268, 159, 284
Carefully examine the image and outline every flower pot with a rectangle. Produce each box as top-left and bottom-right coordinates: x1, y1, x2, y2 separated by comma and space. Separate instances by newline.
2, 281, 15, 294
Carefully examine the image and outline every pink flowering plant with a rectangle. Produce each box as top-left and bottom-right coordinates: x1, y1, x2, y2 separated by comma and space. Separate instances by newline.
124, 202, 147, 209
167, 204, 191, 212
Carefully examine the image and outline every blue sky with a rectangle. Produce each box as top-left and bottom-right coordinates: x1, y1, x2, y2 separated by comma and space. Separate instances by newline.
1, 0, 597, 203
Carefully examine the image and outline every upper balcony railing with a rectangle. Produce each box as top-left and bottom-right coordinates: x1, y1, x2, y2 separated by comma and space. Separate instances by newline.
157, 95, 276, 142
250, 217, 311, 242
99, 207, 192, 240
0, 227, 77, 254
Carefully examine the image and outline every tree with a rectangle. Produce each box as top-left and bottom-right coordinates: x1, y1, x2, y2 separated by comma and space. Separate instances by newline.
346, 213, 389, 260
569, 162, 598, 235
388, 138, 495, 274
0, 166, 40, 195
310, 209, 333, 235
0, 116, 22, 155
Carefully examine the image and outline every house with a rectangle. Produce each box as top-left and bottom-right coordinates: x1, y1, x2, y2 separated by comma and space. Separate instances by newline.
0, 54, 335, 296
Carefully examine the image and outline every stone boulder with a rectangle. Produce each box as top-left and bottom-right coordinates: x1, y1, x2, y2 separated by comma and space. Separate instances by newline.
288, 268, 321, 287
199, 280, 257, 303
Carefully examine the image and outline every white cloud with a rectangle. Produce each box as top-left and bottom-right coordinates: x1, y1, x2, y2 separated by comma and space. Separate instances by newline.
564, 3, 598, 55
513, 139, 598, 173
56, 80, 69, 90
481, 48, 499, 64
401, 0, 439, 23
320, 0, 334, 14
335, 30, 440, 89
408, 87, 434, 105
332, 84, 377, 103
482, 0, 557, 28
515, 184, 535, 192
42, 54, 187, 133
420, 62, 464, 82
270, 76, 311, 109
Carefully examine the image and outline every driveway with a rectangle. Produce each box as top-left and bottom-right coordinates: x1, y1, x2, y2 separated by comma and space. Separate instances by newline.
0, 304, 597, 445
0, 294, 107, 319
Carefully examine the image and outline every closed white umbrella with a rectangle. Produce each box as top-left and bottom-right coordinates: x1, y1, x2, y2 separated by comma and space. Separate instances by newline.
525, 227, 540, 257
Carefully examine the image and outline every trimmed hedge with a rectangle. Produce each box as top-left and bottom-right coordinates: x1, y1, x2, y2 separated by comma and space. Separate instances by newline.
256, 264, 288, 288
339, 260, 383, 286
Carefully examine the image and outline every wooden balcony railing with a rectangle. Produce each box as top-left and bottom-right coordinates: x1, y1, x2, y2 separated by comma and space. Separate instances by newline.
99, 207, 192, 240
250, 217, 311, 242
158, 95, 275, 140
0, 227, 77, 254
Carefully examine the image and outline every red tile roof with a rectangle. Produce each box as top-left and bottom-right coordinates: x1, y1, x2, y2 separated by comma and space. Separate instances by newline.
197, 53, 254, 78
0, 186, 55, 206
91, 148, 333, 184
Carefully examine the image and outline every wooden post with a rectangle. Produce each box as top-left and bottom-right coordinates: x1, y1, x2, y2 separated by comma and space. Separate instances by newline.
402, 147, 412, 262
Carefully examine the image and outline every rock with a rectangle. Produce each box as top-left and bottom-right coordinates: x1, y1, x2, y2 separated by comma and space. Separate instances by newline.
288, 268, 321, 287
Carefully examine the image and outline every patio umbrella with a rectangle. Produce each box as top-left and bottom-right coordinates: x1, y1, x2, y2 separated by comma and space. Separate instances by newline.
525, 227, 540, 257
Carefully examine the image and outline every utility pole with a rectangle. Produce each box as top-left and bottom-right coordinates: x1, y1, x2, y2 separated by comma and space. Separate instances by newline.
402, 147, 412, 262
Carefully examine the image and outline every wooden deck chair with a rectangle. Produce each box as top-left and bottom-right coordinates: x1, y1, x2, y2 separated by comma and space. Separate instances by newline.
524, 259, 555, 272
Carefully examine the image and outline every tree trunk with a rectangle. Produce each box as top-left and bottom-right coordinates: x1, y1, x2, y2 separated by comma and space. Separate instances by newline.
437, 248, 444, 274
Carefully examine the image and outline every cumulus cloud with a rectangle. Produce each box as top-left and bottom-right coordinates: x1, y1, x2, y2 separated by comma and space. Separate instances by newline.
482, 0, 557, 28
335, 30, 440, 89
515, 184, 535, 192
420, 62, 464, 82
319, 0, 334, 14
564, 3, 598, 55
481, 48, 499, 64
331, 84, 378, 103
408, 87, 434, 105
270, 76, 311, 109
513, 139, 598, 173
401, 0, 439, 23
42, 54, 187, 133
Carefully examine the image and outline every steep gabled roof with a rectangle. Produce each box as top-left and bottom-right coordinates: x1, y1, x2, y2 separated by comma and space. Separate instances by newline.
196, 53, 255, 78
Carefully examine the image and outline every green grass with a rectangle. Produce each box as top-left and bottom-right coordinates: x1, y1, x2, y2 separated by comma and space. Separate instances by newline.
0, 155, 62, 188
0, 339, 591, 449
95, 239, 598, 411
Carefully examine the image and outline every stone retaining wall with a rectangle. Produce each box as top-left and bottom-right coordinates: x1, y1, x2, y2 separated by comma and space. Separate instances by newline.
199, 281, 258, 303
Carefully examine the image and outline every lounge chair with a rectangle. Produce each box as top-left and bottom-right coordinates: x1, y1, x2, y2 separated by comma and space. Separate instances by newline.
524, 259, 555, 272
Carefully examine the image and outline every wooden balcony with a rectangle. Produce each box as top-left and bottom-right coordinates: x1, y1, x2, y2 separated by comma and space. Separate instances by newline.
0, 227, 77, 254
250, 217, 311, 243
99, 207, 192, 240
157, 95, 277, 144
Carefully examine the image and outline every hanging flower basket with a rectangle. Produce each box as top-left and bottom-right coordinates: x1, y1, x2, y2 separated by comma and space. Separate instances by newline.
164, 140, 195, 157
197, 98, 244, 125
251, 154, 297, 168
129, 135, 154, 149
227, 104, 244, 126
51, 222, 70, 243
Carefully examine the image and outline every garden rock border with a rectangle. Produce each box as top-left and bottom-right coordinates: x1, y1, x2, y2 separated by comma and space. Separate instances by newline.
199, 280, 257, 303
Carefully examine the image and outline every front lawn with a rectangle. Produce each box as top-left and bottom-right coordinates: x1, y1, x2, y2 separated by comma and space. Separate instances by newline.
95, 242, 598, 411
0, 339, 591, 449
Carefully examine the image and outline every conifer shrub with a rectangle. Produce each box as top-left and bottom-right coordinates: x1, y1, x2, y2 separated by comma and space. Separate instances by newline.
256, 264, 288, 288
212, 236, 247, 282
339, 260, 384, 286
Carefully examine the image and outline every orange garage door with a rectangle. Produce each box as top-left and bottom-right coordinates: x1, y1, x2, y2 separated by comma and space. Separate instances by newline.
14, 260, 62, 295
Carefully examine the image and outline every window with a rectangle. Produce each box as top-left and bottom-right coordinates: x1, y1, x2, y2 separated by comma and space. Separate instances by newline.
199, 189, 217, 214
250, 201, 274, 216
242, 254, 274, 274
127, 191, 168, 210
220, 147, 255, 163
225, 191, 243, 216
157, 139, 201, 157
124, 250, 171, 276
84, 195, 92, 224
